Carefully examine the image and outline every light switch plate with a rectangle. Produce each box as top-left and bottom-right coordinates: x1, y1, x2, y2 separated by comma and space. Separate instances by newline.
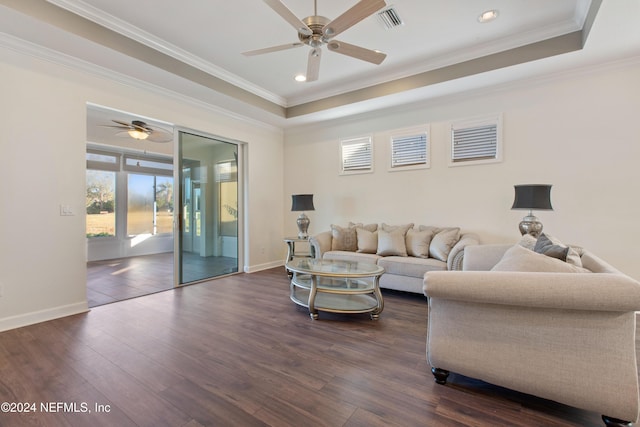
60, 204, 75, 216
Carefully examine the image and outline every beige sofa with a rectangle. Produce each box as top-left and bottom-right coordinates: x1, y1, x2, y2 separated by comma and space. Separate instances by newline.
423, 240, 640, 426
310, 222, 479, 294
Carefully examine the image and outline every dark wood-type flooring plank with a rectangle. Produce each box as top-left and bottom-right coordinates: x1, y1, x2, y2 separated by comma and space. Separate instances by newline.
0, 267, 633, 426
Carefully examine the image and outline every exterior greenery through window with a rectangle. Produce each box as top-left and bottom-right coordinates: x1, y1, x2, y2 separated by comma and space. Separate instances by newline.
86, 148, 173, 239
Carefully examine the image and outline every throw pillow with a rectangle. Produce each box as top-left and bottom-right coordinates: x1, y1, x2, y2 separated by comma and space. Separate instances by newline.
518, 234, 538, 251
356, 227, 378, 254
330, 224, 358, 251
377, 223, 413, 256
349, 222, 378, 232
491, 244, 590, 273
534, 233, 583, 267
429, 228, 461, 262
406, 227, 434, 258
380, 223, 414, 233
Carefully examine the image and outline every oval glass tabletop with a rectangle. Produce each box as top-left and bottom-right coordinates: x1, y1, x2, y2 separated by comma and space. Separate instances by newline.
285, 258, 384, 277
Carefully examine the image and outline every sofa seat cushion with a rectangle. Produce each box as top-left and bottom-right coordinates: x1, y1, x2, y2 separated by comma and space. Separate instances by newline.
378, 256, 446, 278
323, 251, 382, 265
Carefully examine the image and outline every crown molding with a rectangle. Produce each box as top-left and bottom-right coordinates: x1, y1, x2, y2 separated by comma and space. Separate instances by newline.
0, 32, 282, 132
47, 0, 287, 107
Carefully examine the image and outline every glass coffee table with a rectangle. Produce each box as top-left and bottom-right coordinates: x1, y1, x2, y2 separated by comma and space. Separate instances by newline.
286, 258, 385, 320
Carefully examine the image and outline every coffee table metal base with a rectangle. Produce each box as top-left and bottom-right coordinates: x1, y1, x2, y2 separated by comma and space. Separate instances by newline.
287, 261, 384, 320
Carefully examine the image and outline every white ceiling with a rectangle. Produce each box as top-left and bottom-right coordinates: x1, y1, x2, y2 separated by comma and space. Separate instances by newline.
48, 0, 591, 105
1, 0, 639, 130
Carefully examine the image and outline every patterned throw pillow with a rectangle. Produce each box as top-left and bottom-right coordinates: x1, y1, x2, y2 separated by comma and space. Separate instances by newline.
330, 224, 358, 251
331, 222, 378, 252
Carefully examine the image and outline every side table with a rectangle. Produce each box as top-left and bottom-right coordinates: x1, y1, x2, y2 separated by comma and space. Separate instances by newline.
283, 237, 314, 277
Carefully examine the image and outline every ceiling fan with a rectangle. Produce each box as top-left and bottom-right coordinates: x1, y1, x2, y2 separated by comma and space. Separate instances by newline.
243, 0, 387, 82
102, 120, 173, 143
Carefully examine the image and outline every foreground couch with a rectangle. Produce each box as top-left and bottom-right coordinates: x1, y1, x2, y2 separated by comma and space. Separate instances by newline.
310, 222, 479, 294
424, 237, 640, 426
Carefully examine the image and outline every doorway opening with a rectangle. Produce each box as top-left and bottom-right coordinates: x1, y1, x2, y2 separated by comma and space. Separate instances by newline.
86, 104, 241, 306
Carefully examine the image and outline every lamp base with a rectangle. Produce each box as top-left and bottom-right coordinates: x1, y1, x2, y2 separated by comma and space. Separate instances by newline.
519, 215, 543, 238
296, 212, 310, 239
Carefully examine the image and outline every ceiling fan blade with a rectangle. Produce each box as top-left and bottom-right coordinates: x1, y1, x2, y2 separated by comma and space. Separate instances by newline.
148, 130, 173, 143
100, 124, 130, 130
111, 119, 133, 128
306, 48, 321, 82
263, 0, 313, 36
242, 42, 304, 56
327, 40, 386, 65
323, 0, 386, 39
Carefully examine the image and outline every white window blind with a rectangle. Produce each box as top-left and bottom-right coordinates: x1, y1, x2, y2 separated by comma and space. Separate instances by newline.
391, 132, 428, 168
340, 137, 372, 173
450, 115, 501, 165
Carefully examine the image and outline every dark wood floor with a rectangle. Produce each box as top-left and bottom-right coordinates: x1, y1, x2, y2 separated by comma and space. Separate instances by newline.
0, 267, 631, 426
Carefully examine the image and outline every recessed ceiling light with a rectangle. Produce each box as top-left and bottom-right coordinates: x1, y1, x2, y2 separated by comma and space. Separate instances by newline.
478, 10, 499, 23
295, 74, 306, 82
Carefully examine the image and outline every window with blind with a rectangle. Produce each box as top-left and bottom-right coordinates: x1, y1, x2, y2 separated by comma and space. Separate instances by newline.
450, 115, 502, 166
340, 136, 373, 174
390, 127, 429, 170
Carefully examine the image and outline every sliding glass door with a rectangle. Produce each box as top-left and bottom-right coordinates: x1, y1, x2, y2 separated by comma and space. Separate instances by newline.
175, 130, 240, 285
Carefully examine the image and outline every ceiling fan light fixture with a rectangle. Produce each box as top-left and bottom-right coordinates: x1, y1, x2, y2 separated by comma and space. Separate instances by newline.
128, 129, 150, 140
478, 9, 499, 23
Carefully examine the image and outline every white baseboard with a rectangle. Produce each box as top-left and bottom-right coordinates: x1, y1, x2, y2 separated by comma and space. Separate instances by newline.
244, 261, 283, 273
0, 302, 89, 333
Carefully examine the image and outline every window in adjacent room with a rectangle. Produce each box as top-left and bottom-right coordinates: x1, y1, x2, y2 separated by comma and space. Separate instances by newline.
86, 147, 173, 239
389, 126, 429, 171
340, 136, 373, 175
86, 149, 119, 238
449, 114, 502, 166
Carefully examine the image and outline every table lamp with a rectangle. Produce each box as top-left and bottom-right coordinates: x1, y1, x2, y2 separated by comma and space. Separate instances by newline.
511, 184, 553, 237
291, 194, 314, 239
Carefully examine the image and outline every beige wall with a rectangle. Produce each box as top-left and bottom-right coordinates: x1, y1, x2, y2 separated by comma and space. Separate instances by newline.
283, 58, 640, 279
0, 45, 284, 331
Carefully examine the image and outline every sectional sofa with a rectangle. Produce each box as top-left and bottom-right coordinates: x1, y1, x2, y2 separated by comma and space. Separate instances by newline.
309, 222, 480, 294
424, 235, 640, 426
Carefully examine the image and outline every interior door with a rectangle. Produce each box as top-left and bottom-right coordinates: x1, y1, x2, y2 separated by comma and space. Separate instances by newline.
175, 130, 240, 285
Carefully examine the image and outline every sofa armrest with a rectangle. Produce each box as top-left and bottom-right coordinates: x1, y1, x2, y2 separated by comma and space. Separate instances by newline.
462, 244, 512, 271
309, 231, 332, 259
424, 270, 640, 312
447, 233, 480, 271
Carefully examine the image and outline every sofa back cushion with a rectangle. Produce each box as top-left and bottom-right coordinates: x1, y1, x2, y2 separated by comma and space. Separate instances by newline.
356, 227, 378, 253
377, 223, 413, 256
330, 224, 358, 251
430, 228, 461, 262
406, 227, 434, 258
331, 222, 377, 251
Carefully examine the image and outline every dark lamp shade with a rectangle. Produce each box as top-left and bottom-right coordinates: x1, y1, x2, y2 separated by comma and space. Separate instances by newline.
291, 194, 315, 211
511, 185, 553, 211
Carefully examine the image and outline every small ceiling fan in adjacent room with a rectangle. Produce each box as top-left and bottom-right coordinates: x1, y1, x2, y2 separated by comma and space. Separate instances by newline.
243, 0, 388, 82
102, 120, 173, 143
